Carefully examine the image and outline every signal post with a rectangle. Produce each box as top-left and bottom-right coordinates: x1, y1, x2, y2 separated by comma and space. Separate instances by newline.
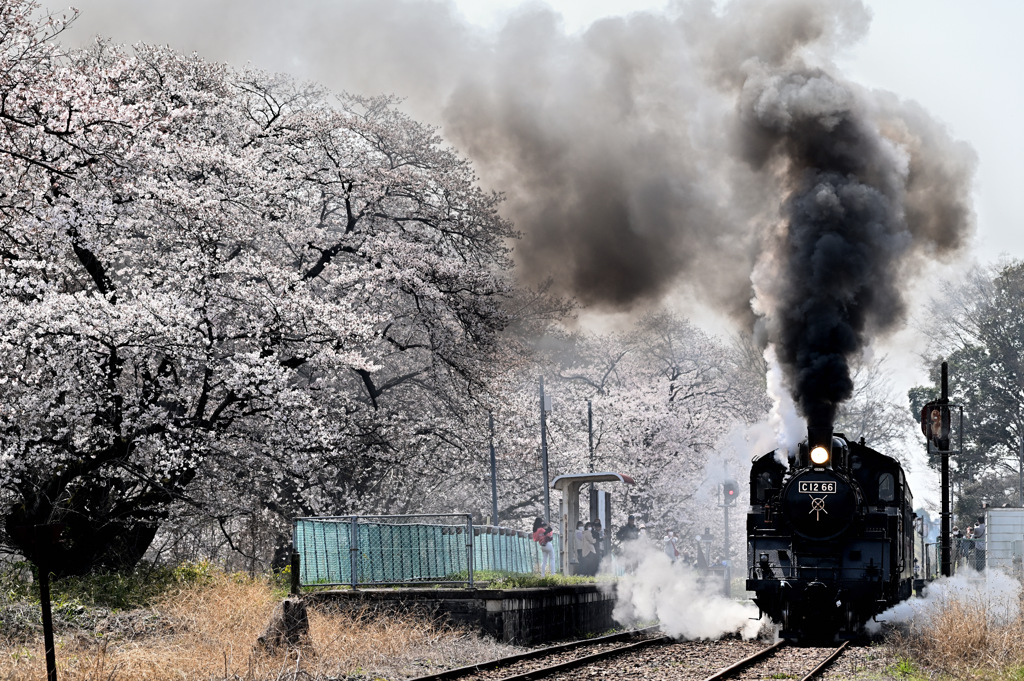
920, 361, 960, 578
722, 478, 738, 596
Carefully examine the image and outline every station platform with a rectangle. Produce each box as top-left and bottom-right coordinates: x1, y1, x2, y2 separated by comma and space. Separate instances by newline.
305, 583, 618, 645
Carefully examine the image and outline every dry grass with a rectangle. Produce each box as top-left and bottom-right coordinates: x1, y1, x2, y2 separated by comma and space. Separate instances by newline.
887, 580, 1024, 680
0, 573, 521, 681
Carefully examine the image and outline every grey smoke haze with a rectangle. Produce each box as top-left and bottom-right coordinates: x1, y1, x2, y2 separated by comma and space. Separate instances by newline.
46, 0, 975, 419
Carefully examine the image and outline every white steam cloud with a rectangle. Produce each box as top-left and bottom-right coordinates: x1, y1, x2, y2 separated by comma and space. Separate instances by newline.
607, 540, 763, 640
764, 344, 802, 462
867, 570, 1022, 635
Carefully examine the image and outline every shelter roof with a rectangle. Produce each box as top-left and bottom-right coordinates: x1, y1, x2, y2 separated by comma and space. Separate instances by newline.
551, 472, 635, 490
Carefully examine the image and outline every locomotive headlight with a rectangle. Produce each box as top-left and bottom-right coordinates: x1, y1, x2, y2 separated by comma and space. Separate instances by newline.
810, 445, 830, 465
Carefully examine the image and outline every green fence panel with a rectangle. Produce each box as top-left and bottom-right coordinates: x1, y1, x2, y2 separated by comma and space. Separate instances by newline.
293, 516, 559, 587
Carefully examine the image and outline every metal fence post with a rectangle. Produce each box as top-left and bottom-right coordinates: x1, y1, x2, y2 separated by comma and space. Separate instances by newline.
290, 551, 301, 595
350, 515, 359, 588
467, 514, 474, 588
291, 518, 299, 589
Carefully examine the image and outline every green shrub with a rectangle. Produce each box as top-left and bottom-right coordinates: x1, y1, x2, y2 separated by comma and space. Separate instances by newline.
889, 656, 924, 679
0, 560, 218, 611
0, 562, 35, 604
478, 571, 597, 588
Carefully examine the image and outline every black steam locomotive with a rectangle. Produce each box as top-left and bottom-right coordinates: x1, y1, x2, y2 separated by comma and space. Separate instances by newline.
746, 426, 914, 641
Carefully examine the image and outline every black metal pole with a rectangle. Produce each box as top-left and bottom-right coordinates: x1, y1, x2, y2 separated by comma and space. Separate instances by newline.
723, 502, 730, 597
37, 557, 57, 681
919, 520, 925, 578
941, 362, 951, 578
290, 552, 301, 595
587, 400, 594, 473
540, 377, 550, 525
489, 411, 499, 526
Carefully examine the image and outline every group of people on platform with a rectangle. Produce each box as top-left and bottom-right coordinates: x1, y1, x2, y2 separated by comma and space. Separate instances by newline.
533, 514, 704, 576
951, 516, 986, 571
529, 513, 737, 579
531, 515, 616, 577
574, 518, 605, 576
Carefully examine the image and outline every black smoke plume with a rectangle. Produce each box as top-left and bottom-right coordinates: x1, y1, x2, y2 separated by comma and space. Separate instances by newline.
741, 62, 974, 424
46, 0, 976, 420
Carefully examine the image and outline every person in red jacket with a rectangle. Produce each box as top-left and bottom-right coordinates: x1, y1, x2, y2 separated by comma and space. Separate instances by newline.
532, 522, 555, 576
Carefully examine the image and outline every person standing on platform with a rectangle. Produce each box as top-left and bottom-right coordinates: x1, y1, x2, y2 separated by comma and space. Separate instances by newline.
951, 526, 962, 569
580, 522, 598, 576
615, 515, 641, 548
974, 516, 986, 571
531, 517, 544, 573
663, 530, 679, 562
614, 515, 641, 573
532, 522, 555, 577
592, 520, 605, 564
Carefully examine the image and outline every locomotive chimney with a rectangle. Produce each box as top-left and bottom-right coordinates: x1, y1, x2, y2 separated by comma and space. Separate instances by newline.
807, 422, 833, 451
807, 421, 834, 467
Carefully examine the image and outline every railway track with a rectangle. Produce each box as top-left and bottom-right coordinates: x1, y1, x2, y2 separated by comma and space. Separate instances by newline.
407, 627, 669, 681
410, 632, 855, 681
701, 640, 850, 681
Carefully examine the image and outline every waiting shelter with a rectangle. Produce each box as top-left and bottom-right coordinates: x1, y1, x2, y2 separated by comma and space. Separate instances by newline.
551, 472, 634, 575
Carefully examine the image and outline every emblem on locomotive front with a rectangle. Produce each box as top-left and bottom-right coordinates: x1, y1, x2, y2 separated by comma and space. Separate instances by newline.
808, 496, 828, 520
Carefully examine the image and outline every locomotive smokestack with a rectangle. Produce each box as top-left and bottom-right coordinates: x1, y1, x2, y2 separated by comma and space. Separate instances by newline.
807, 423, 833, 451
807, 422, 834, 467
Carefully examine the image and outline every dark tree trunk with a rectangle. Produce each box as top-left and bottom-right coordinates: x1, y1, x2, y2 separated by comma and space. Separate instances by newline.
3, 444, 188, 576
257, 597, 309, 652
6, 502, 164, 577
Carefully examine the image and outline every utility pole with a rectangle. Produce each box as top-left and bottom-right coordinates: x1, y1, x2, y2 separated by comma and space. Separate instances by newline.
940, 362, 951, 578
1011, 432, 1019, 507
722, 477, 737, 597
489, 411, 498, 527
540, 377, 551, 525
588, 399, 596, 519
587, 400, 594, 473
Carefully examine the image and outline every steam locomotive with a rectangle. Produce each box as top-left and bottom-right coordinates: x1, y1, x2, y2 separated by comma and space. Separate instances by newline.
746, 425, 914, 641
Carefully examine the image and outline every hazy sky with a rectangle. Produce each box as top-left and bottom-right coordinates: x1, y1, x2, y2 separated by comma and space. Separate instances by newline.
40, 0, 1022, 265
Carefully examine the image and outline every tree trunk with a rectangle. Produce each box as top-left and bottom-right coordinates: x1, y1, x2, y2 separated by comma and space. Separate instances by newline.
256, 597, 310, 652
5, 510, 162, 577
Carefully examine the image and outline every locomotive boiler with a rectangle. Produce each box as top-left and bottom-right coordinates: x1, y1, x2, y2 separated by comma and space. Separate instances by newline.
746, 425, 914, 641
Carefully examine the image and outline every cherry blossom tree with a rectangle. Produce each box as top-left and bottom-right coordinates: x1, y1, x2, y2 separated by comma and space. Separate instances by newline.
478, 313, 768, 538
0, 0, 520, 574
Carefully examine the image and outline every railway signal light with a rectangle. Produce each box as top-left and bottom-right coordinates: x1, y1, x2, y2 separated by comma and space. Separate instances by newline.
920, 400, 951, 450
723, 479, 738, 505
